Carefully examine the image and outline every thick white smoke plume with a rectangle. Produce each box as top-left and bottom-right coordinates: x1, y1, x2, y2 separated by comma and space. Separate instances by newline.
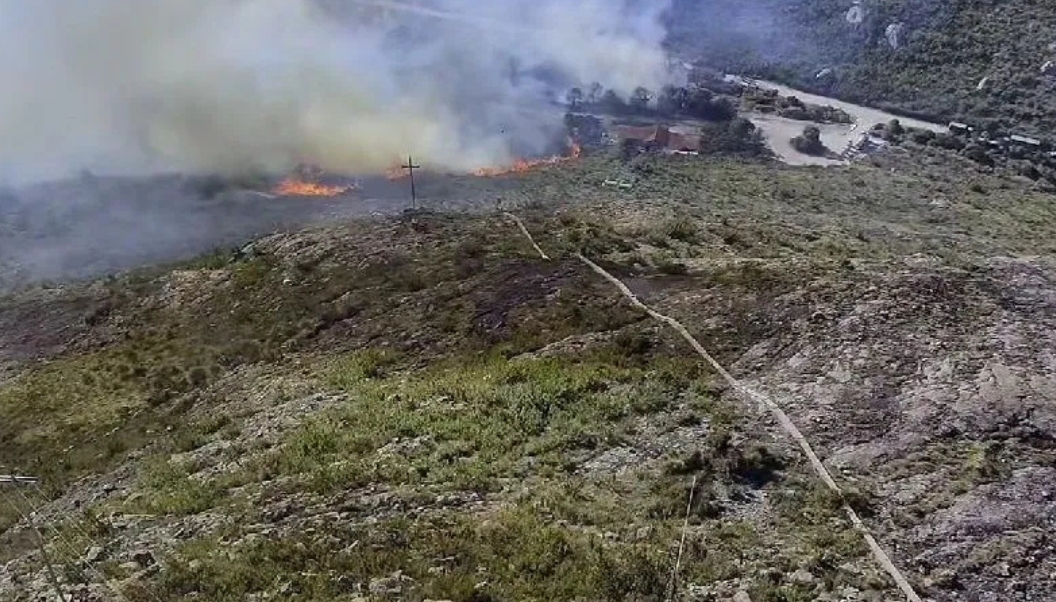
0, 0, 672, 183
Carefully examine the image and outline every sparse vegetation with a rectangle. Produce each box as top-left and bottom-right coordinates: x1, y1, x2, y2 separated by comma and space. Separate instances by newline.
4, 147, 1056, 600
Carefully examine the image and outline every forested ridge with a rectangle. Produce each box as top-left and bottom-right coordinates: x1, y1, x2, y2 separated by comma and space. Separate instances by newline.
668, 0, 1056, 133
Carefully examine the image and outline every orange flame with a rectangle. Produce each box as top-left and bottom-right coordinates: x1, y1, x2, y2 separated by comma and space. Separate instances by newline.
273, 177, 356, 196
271, 164, 358, 196
384, 164, 407, 181
381, 141, 582, 180
473, 141, 582, 178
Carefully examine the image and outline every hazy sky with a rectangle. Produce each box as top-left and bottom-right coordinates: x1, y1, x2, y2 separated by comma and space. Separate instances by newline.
0, 0, 673, 182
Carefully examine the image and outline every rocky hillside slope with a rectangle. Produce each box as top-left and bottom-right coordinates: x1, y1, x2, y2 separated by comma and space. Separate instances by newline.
2, 148, 1055, 601
668, 0, 1056, 135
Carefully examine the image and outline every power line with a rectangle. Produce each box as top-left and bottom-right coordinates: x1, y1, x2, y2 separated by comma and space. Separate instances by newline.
3, 478, 161, 602
1, 482, 69, 602
18, 485, 157, 602
10, 486, 95, 597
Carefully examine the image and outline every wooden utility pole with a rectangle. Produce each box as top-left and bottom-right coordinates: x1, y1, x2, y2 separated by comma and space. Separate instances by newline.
401, 155, 421, 210
1, 475, 69, 602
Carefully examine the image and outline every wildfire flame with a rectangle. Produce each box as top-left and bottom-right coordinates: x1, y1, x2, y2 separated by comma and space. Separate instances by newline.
273, 178, 356, 196
384, 141, 583, 180
271, 164, 358, 197
473, 141, 582, 177
384, 164, 407, 181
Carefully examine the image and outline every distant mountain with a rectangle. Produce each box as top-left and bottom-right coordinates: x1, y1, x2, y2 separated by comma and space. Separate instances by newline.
667, 0, 1056, 134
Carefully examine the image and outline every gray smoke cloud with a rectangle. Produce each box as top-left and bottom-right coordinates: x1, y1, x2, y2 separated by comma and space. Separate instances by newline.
0, 0, 672, 183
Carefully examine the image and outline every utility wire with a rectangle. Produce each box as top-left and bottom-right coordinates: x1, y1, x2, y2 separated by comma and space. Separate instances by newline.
15, 485, 140, 602
1, 487, 69, 602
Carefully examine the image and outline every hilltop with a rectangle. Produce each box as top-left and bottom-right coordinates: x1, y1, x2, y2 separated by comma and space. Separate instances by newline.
668, 0, 1056, 135
2, 146, 1055, 601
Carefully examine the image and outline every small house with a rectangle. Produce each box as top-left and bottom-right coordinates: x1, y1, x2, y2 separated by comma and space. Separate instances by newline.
614, 124, 702, 155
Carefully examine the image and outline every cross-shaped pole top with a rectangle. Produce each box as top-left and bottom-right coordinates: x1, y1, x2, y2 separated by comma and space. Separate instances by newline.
401, 155, 421, 210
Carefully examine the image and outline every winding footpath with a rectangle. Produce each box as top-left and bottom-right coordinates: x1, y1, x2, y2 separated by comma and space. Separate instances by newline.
503, 212, 924, 602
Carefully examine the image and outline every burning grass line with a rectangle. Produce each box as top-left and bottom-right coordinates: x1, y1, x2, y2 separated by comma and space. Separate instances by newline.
272, 177, 356, 197
505, 213, 925, 602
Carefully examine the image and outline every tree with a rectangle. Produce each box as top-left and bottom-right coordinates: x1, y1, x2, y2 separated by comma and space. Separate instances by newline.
599, 89, 626, 114
686, 87, 713, 116
587, 82, 604, 104
729, 117, 756, 138
657, 85, 690, 116
931, 133, 967, 151
981, 119, 1007, 137
620, 137, 640, 162
885, 119, 905, 139
657, 85, 678, 116
708, 97, 737, 121
699, 118, 767, 156
567, 87, 584, 109
911, 129, 936, 145
1018, 162, 1042, 180
963, 144, 994, 167
686, 88, 736, 121
630, 86, 653, 112
791, 125, 826, 155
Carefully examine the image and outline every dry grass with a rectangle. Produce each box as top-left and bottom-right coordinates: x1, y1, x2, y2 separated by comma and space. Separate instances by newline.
6, 145, 1056, 599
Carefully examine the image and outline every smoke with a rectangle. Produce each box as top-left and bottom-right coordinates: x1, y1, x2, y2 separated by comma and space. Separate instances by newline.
0, 0, 673, 183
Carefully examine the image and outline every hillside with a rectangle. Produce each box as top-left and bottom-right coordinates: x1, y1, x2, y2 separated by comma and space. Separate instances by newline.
0, 172, 524, 292
668, 0, 1056, 135
2, 148, 1056, 601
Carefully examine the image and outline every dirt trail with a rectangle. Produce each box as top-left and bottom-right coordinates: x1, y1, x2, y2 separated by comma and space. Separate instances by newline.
750, 79, 946, 133
743, 78, 947, 167
747, 113, 852, 166
504, 212, 924, 602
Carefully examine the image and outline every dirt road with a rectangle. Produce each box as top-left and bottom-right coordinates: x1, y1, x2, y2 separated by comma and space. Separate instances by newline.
743, 78, 947, 166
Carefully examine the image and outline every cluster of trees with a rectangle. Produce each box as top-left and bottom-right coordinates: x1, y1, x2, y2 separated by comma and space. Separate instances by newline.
855, 118, 1056, 190
567, 84, 738, 122
564, 81, 765, 160
876, 119, 1056, 184
790, 125, 827, 156
698, 118, 768, 156
617, 117, 768, 162
743, 88, 853, 124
